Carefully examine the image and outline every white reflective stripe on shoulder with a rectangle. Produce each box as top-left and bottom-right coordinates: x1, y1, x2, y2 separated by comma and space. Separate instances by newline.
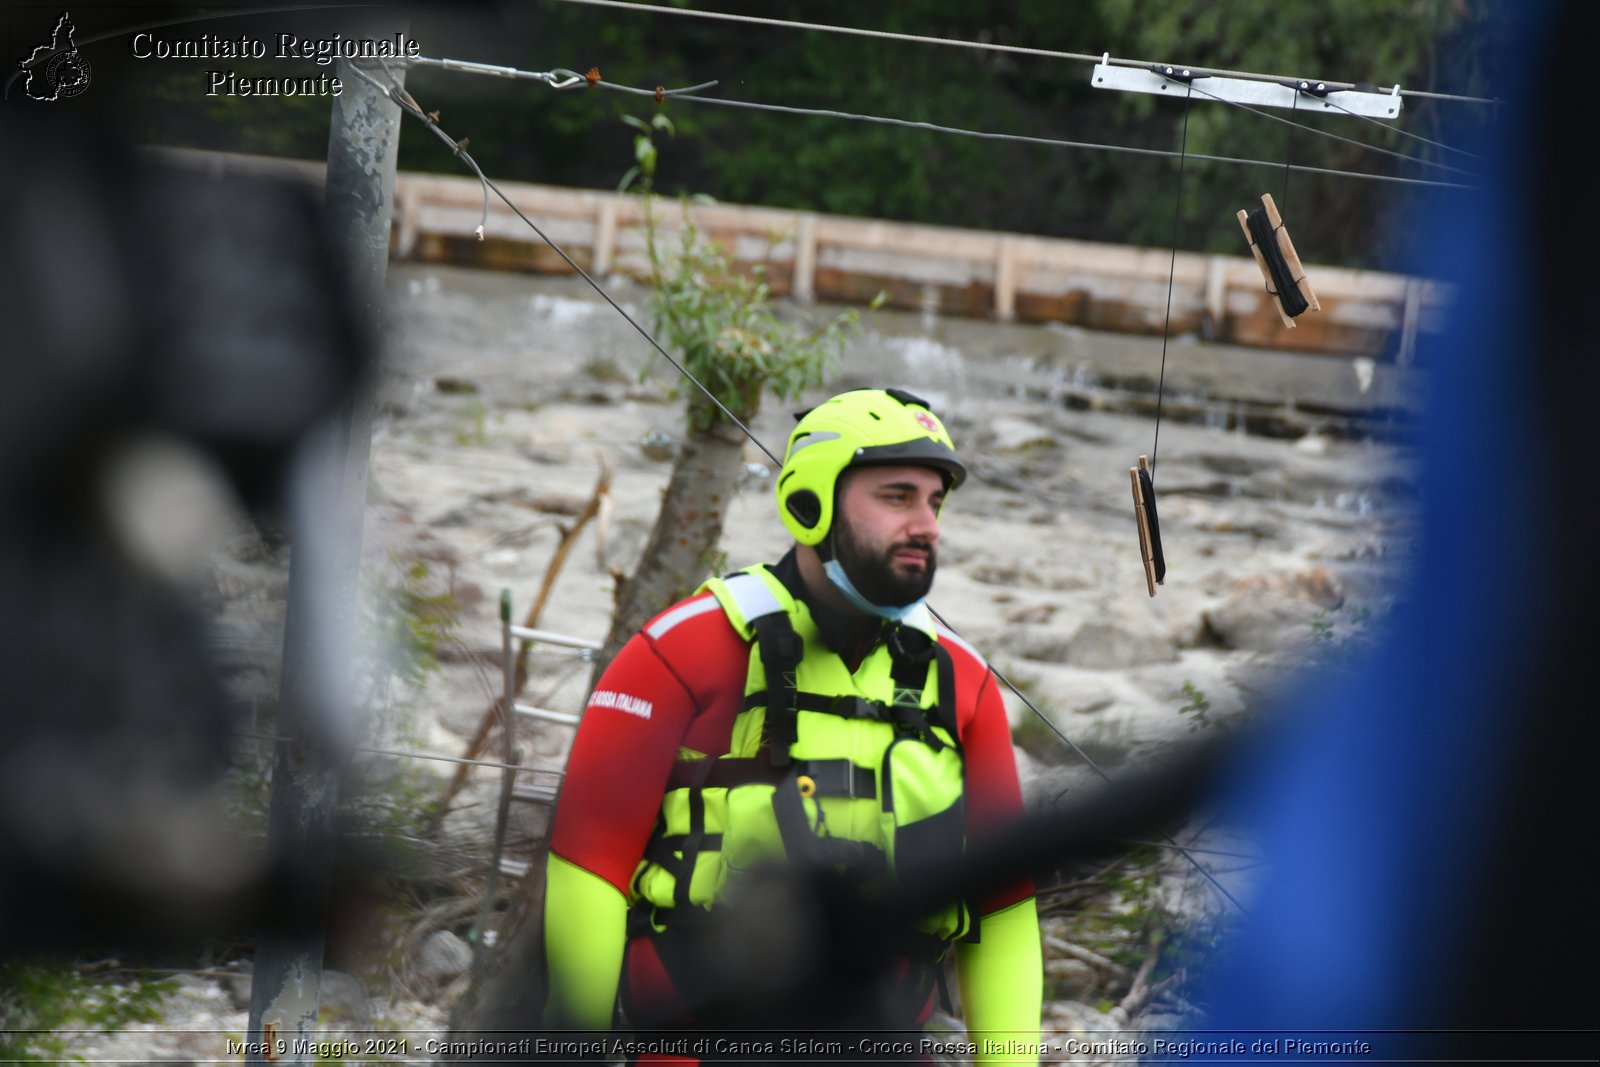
645, 595, 723, 640
934, 622, 987, 668
723, 570, 785, 621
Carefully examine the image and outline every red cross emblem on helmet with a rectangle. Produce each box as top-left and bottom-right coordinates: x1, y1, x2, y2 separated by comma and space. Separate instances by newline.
914, 411, 939, 434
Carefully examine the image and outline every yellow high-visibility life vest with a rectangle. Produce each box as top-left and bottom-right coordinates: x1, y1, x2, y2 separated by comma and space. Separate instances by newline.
629, 564, 972, 944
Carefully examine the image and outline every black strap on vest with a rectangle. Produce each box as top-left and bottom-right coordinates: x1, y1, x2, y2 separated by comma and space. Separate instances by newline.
666, 755, 876, 799
673, 757, 719, 911
743, 689, 892, 720
933, 642, 958, 746
645, 832, 724, 869
751, 612, 804, 767
886, 624, 960, 752
771, 764, 818, 863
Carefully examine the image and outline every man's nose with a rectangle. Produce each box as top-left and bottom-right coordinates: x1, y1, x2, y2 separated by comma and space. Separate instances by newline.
907, 498, 941, 542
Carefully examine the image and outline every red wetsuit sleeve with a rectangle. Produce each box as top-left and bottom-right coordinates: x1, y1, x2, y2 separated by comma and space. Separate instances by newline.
957, 659, 1035, 914
548, 630, 698, 895
549, 594, 750, 896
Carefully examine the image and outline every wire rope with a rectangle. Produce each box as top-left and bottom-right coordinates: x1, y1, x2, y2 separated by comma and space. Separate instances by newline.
396, 52, 1478, 190
665, 91, 1476, 190
1184, 80, 1479, 179
1323, 94, 1485, 159
547, 0, 1500, 105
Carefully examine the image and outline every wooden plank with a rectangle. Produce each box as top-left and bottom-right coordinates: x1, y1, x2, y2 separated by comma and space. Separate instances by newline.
395, 181, 420, 258
329, 158, 1453, 358
793, 213, 818, 301
593, 199, 618, 276
1205, 256, 1227, 335
995, 237, 1020, 321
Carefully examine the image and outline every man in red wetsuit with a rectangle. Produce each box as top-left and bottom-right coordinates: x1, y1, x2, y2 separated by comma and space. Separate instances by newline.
543, 388, 1042, 1060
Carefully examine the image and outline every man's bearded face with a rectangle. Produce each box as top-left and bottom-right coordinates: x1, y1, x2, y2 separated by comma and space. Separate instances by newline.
833, 499, 938, 607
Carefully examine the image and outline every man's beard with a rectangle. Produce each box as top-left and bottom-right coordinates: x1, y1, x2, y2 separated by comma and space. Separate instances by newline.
833, 517, 937, 608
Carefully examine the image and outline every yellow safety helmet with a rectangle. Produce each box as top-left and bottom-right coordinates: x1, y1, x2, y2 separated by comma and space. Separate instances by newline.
775, 388, 966, 546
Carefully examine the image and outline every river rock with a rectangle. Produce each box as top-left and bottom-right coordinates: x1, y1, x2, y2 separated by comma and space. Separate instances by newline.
319, 970, 370, 1025
1044, 957, 1100, 1000
221, 959, 253, 1010
1063, 620, 1179, 670
988, 415, 1059, 452
416, 929, 474, 982
1199, 567, 1347, 652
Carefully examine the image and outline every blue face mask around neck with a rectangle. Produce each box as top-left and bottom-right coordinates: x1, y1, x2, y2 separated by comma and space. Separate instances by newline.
822, 558, 925, 622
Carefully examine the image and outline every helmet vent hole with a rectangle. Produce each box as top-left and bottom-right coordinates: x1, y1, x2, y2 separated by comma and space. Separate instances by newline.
868, 412, 881, 420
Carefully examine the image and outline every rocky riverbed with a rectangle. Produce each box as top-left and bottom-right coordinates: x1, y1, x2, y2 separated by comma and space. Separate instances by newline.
47, 262, 1420, 1062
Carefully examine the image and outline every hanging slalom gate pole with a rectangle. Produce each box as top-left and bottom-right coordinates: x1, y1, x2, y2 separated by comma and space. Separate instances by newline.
246, 25, 406, 1065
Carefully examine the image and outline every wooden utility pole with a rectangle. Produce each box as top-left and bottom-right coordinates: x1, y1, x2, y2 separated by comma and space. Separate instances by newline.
246, 32, 405, 1064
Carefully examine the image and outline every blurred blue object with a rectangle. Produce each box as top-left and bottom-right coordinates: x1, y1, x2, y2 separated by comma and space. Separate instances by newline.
1199, 1, 1595, 1056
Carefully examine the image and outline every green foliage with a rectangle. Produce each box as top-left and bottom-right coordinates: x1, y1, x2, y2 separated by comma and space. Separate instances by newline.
1048, 843, 1235, 1016
624, 115, 858, 432
364, 556, 461, 694
0, 962, 175, 1062
1002, 669, 1065, 763
454, 399, 489, 447
229, 557, 459, 836
1175, 680, 1215, 732
347, 556, 462, 839
580, 354, 630, 383
1310, 604, 1378, 668
341, 759, 440, 844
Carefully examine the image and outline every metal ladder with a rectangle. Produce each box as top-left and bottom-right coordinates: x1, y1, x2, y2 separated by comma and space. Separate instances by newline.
492, 591, 600, 878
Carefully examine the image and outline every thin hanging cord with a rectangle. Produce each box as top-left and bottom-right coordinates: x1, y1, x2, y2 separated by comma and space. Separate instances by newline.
1150, 86, 1196, 478
1281, 89, 1298, 211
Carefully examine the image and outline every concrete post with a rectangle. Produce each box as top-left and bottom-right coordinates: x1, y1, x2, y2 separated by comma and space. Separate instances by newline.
245, 33, 405, 1065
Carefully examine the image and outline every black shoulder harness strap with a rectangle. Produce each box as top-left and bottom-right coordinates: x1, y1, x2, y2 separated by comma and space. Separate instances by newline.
886, 624, 960, 751
750, 610, 805, 767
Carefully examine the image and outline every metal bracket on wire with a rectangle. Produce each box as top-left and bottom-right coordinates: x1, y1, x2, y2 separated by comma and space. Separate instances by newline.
402, 57, 590, 87
1092, 54, 1403, 120
400, 55, 717, 98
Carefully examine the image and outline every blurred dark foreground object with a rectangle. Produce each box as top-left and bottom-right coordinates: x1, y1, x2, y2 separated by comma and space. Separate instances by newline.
0, 111, 374, 954
1196, 2, 1598, 1059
